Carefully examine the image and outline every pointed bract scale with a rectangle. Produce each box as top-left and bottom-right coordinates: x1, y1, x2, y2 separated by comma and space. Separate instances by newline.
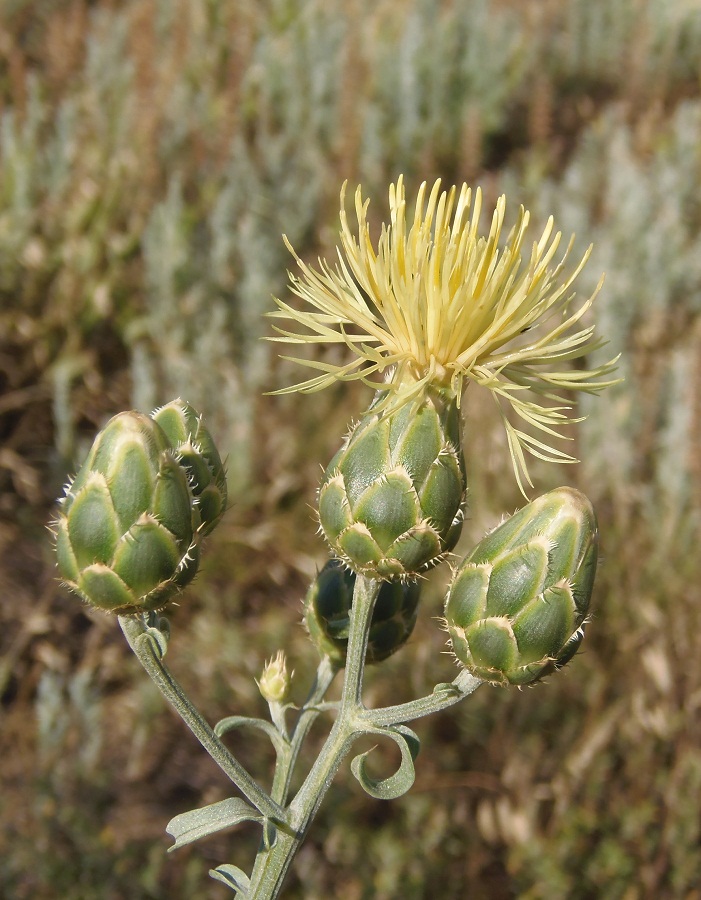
385, 522, 442, 575
419, 453, 464, 534
485, 538, 551, 618
90, 412, 169, 477
149, 403, 192, 446
394, 404, 443, 483
336, 420, 392, 509
77, 565, 136, 613
337, 523, 384, 570
173, 543, 201, 590
178, 443, 214, 494
65, 474, 120, 569
317, 476, 353, 542
55, 518, 80, 583
153, 453, 200, 543
107, 439, 157, 533
511, 584, 577, 665
464, 618, 520, 676
351, 470, 421, 551
445, 487, 598, 685
444, 563, 490, 627
151, 399, 228, 535
112, 516, 184, 597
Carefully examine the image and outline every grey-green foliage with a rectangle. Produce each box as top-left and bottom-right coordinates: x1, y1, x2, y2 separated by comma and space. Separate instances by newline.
359, 0, 527, 176
555, 0, 701, 86
5, 0, 701, 498
128, 5, 347, 490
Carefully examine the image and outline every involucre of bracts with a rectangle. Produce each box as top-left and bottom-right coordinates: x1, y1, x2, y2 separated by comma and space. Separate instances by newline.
54, 411, 201, 615
151, 398, 228, 535
304, 559, 421, 666
444, 487, 598, 686
318, 385, 466, 580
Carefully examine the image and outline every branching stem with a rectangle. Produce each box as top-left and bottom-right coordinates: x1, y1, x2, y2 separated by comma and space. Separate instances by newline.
119, 580, 482, 900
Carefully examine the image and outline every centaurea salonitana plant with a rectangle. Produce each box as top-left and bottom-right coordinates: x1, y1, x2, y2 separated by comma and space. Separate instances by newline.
53, 180, 617, 899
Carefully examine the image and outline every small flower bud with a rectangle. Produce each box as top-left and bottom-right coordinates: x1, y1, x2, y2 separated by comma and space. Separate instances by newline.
444, 487, 598, 686
54, 411, 200, 615
318, 385, 466, 580
304, 559, 421, 666
151, 399, 228, 536
257, 651, 292, 704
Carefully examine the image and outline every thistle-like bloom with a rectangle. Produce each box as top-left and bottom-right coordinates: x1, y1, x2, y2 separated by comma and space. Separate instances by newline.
269, 177, 618, 491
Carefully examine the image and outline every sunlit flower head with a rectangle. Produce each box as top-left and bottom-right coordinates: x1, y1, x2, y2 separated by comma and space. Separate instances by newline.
268, 177, 618, 492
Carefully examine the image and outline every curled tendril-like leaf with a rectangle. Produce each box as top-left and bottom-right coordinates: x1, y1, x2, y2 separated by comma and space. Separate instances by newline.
214, 714, 288, 758
167, 798, 265, 851
209, 864, 251, 897
350, 724, 420, 800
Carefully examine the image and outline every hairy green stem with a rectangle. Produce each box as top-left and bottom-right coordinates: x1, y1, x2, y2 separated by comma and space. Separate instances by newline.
122, 589, 482, 900
119, 616, 285, 824
246, 575, 381, 899
270, 655, 338, 807
361, 669, 482, 727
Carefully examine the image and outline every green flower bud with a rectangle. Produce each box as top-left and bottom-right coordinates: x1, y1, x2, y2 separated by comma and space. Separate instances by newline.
257, 651, 292, 704
444, 487, 598, 686
54, 411, 200, 615
318, 386, 466, 580
304, 559, 421, 666
151, 399, 227, 535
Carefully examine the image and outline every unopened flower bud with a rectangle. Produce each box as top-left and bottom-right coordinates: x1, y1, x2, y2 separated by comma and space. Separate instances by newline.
151, 399, 227, 536
444, 487, 598, 686
257, 651, 292, 704
318, 385, 466, 580
304, 559, 421, 666
54, 411, 200, 615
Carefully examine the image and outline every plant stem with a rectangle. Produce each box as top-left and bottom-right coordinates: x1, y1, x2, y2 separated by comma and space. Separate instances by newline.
119, 616, 285, 824
246, 575, 381, 899
360, 669, 482, 727
270, 655, 338, 807
122, 589, 482, 900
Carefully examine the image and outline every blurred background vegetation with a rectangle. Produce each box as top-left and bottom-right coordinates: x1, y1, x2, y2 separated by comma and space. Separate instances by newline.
1, 0, 701, 897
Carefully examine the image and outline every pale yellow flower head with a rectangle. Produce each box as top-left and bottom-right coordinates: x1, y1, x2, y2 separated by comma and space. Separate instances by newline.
269, 177, 618, 492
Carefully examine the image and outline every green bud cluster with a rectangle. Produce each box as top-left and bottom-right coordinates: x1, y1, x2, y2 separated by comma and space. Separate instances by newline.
54, 402, 226, 616
444, 487, 598, 686
318, 386, 466, 580
304, 559, 421, 666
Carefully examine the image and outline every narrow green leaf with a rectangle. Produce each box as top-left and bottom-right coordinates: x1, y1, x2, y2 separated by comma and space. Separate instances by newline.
166, 798, 263, 851
209, 864, 251, 896
214, 715, 288, 757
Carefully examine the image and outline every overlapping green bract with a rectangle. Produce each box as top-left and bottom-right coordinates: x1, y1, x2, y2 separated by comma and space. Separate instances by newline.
444, 487, 598, 686
54, 403, 226, 615
318, 386, 466, 580
152, 399, 228, 535
304, 559, 421, 667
